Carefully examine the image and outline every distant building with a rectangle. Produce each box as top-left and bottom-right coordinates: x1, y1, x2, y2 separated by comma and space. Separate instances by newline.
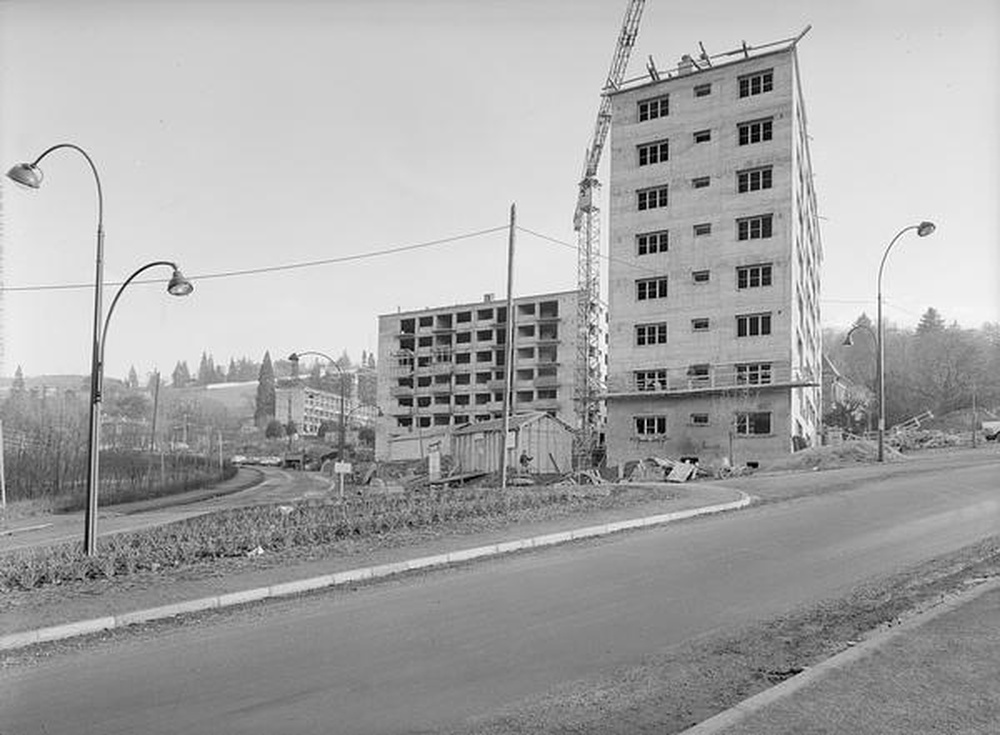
375, 290, 598, 461
275, 378, 375, 438
604, 37, 822, 466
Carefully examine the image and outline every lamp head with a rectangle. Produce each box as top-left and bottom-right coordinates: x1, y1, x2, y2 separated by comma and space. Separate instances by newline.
6, 163, 43, 189
288, 353, 300, 362
917, 221, 936, 237
842, 333, 855, 347
167, 268, 194, 297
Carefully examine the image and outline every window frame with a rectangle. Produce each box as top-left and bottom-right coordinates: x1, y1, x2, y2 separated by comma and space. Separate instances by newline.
693, 83, 712, 98
637, 139, 670, 166
636, 230, 669, 255
693, 222, 712, 236
737, 166, 774, 193
638, 94, 670, 122
736, 312, 773, 337
636, 276, 669, 301
634, 415, 669, 437
735, 411, 772, 435
693, 129, 712, 143
637, 185, 670, 211
635, 322, 668, 346
737, 214, 774, 240
692, 176, 710, 189
738, 69, 774, 98
738, 117, 774, 146
736, 263, 773, 290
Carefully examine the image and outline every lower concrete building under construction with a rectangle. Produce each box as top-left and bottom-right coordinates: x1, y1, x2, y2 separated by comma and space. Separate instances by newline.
375, 290, 596, 462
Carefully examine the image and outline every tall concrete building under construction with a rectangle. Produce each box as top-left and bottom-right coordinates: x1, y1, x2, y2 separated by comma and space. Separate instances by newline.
605, 36, 822, 466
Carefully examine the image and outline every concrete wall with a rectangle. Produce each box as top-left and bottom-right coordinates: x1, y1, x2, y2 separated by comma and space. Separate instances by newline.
605, 389, 792, 466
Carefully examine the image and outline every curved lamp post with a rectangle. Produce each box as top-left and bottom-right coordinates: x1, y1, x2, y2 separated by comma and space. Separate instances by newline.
842, 322, 878, 434
287, 351, 348, 463
874, 221, 936, 461
7, 145, 193, 554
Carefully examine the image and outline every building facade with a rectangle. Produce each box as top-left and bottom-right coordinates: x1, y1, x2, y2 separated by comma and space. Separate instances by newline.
275, 376, 376, 438
376, 290, 590, 461
605, 42, 822, 466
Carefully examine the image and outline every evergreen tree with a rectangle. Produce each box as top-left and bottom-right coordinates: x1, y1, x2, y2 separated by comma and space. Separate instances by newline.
172, 361, 191, 388
126, 365, 140, 390
197, 351, 217, 385
11, 365, 26, 397
916, 307, 945, 335
254, 351, 276, 426
226, 357, 238, 382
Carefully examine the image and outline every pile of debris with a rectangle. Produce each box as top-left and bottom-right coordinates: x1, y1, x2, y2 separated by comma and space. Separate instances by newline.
888, 429, 968, 451
622, 456, 710, 483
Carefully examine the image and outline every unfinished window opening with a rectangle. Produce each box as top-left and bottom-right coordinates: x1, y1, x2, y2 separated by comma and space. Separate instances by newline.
397, 396, 413, 408
417, 396, 431, 408
433, 395, 450, 406
456, 311, 472, 323
417, 356, 431, 367
435, 314, 453, 329
418, 316, 433, 328
455, 373, 471, 385
476, 351, 492, 363
475, 393, 491, 405
694, 83, 712, 97
455, 352, 471, 365
516, 390, 534, 403
539, 301, 559, 318
537, 365, 557, 378
735, 411, 772, 435
536, 388, 557, 400
692, 317, 710, 332
538, 324, 558, 340
516, 368, 533, 381
517, 302, 536, 316
693, 223, 712, 236
635, 369, 668, 392
517, 325, 535, 339
693, 129, 711, 143
418, 336, 432, 347
453, 415, 469, 426
688, 363, 711, 386
477, 308, 493, 320
517, 347, 535, 360
692, 176, 710, 189
537, 345, 558, 363
476, 329, 493, 341
456, 332, 472, 344
475, 372, 491, 384
399, 338, 415, 353
418, 416, 432, 429
692, 270, 710, 284
433, 415, 450, 426
397, 417, 413, 429
736, 362, 773, 385
400, 318, 416, 334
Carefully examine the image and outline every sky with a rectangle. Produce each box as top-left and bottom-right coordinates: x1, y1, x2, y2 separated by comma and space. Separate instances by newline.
1, 0, 998, 382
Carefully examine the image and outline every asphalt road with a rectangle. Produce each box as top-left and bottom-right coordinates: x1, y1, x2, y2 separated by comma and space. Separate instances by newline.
0, 467, 331, 553
3, 460, 999, 734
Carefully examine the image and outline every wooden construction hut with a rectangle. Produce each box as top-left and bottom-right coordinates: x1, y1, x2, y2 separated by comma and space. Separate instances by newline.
451, 412, 575, 474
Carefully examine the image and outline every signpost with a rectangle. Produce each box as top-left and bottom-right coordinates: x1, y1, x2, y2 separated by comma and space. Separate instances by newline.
334, 461, 352, 500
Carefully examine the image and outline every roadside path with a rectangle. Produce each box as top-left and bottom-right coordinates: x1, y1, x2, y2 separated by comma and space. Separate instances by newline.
689, 578, 1000, 734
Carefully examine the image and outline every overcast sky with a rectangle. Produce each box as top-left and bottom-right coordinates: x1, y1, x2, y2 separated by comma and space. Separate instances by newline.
1, 0, 997, 382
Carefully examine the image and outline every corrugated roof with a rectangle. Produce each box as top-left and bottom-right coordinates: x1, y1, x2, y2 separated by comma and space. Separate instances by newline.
452, 412, 574, 436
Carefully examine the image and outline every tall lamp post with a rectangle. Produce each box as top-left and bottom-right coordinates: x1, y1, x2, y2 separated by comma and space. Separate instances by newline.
7, 145, 193, 554
873, 221, 936, 462
287, 352, 348, 462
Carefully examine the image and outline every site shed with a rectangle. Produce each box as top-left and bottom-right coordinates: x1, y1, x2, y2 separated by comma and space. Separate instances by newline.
451, 412, 575, 474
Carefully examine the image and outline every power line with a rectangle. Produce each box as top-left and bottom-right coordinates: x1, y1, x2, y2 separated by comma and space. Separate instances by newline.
0, 224, 509, 294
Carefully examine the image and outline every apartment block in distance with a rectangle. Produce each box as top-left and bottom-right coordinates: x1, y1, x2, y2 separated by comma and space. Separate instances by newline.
605, 36, 822, 466
376, 290, 587, 461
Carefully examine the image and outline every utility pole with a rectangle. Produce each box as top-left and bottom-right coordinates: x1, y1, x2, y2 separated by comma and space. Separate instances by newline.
149, 371, 160, 452
500, 203, 516, 491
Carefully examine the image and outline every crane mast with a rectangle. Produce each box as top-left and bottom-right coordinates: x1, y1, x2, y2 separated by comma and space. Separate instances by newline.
573, 0, 645, 471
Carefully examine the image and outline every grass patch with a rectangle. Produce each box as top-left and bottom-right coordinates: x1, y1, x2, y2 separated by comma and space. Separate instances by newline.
0, 484, 671, 593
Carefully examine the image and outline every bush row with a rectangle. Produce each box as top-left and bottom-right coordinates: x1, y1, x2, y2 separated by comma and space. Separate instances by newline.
1, 486, 628, 592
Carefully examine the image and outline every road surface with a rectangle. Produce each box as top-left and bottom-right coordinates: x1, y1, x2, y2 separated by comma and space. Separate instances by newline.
2, 460, 998, 733
0, 467, 331, 553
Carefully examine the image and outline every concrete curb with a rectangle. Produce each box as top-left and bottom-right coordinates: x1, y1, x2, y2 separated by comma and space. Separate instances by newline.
679, 575, 1000, 735
0, 490, 751, 653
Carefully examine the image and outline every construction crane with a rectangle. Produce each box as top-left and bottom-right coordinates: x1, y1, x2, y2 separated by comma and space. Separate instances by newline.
573, 0, 645, 471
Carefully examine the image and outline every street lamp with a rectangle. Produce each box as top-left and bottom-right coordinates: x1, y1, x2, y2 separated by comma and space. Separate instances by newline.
7, 145, 193, 554
287, 351, 348, 463
842, 322, 878, 434
873, 221, 936, 461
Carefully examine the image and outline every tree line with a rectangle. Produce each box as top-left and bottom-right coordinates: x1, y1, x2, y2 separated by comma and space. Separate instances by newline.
824, 308, 1000, 431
